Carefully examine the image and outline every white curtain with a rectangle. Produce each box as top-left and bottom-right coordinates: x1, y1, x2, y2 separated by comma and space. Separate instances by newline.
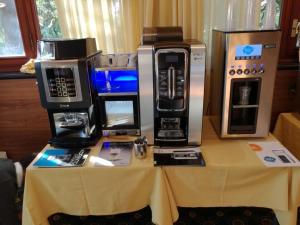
55, 0, 205, 54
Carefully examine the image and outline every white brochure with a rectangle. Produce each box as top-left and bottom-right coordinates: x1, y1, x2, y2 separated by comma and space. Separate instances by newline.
248, 141, 300, 167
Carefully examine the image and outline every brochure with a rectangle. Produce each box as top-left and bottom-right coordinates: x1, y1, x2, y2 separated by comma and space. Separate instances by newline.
153, 146, 206, 166
33, 148, 90, 167
95, 141, 133, 167
248, 141, 300, 167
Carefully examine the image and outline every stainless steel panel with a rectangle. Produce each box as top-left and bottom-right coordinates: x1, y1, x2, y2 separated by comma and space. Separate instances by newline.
220, 31, 281, 137
40, 59, 83, 103
188, 44, 206, 145
137, 45, 154, 144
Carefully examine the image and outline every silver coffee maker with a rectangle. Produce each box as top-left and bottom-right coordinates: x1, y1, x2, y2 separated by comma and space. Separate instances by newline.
138, 27, 206, 146
210, 30, 281, 138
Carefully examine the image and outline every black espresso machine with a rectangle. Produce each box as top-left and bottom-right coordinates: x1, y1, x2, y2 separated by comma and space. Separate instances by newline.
35, 38, 102, 148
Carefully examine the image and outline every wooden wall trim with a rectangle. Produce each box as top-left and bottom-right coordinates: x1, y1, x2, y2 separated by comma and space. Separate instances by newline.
0, 79, 50, 161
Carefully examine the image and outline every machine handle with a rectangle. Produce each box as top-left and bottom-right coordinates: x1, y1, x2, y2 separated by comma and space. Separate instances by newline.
172, 68, 176, 99
168, 66, 175, 99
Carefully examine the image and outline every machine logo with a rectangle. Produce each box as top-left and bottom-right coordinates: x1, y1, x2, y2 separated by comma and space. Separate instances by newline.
59, 104, 70, 108
243, 45, 254, 55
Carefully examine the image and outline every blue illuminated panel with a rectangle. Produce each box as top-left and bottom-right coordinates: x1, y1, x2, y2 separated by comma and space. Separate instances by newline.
91, 69, 138, 93
235, 44, 262, 60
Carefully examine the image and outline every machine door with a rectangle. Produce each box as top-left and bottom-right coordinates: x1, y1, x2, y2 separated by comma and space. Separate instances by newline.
155, 49, 188, 111
228, 78, 261, 134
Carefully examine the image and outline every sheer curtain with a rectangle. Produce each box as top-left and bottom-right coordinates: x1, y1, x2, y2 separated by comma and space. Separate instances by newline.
55, 0, 204, 54
55, 0, 280, 54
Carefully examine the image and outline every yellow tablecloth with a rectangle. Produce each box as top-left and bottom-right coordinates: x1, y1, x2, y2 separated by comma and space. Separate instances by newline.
22, 136, 177, 225
273, 113, 300, 160
162, 117, 300, 225
23, 118, 300, 225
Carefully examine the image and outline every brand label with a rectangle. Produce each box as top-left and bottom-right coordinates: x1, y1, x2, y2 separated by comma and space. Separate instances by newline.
59, 104, 70, 108
191, 53, 204, 63
263, 44, 276, 49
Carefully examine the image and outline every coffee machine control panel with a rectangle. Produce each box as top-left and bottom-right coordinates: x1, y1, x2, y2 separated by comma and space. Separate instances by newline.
227, 44, 267, 77
39, 60, 85, 106
46, 68, 77, 97
228, 64, 265, 76
155, 49, 188, 111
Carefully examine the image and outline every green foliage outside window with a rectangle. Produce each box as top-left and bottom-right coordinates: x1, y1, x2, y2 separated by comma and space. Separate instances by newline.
36, 0, 62, 39
259, 0, 282, 29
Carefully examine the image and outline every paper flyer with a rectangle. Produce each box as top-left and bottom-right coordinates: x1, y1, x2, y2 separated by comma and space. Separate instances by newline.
33, 148, 90, 167
248, 141, 300, 167
94, 141, 133, 167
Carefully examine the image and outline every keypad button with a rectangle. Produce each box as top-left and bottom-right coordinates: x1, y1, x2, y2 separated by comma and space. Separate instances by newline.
258, 68, 265, 74
236, 69, 243, 75
229, 69, 235, 75
251, 69, 257, 74
244, 69, 250, 75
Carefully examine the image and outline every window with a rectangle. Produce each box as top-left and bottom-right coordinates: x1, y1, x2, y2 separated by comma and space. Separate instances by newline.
259, 0, 282, 29
0, 0, 40, 72
35, 0, 61, 39
0, 0, 24, 57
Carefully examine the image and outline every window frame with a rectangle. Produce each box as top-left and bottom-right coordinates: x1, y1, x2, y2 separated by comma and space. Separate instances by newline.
0, 0, 40, 72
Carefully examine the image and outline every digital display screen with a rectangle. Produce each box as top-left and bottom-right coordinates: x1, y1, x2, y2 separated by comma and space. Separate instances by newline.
166, 55, 178, 63
105, 101, 134, 127
235, 44, 262, 60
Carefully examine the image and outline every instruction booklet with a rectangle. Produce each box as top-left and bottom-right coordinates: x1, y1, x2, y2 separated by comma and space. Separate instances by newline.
249, 141, 300, 167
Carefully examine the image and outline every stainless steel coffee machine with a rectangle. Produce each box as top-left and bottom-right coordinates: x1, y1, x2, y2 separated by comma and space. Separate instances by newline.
138, 27, 206, 146
35, 38, 102, 147
210, 30, 281, 138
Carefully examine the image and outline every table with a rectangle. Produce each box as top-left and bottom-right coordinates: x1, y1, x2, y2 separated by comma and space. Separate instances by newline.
162, 117, 300, 225
23, 118, 300, 225
22, 136, 177, 225
273, 113, 300, 160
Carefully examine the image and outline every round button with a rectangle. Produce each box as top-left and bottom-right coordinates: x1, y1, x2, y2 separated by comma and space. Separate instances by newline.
236, 69, 243, 75
251, 69, 257, 74
258, 68, 265, 74
229, 69, 235, 75
244, 69, 250, 75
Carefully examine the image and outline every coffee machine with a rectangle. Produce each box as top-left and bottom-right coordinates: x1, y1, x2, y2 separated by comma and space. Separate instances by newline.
35, 38, 102, 147
138, 27, 206, 146
91, 53, 141, 136
210, 30, 281, 138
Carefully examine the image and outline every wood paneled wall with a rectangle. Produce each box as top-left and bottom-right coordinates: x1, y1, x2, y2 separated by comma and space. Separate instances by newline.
0, 78, 50, 161
271, 69, 300, 130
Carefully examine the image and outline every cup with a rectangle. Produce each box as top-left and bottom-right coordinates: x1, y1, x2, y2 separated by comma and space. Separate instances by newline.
134, 136, 147, 159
